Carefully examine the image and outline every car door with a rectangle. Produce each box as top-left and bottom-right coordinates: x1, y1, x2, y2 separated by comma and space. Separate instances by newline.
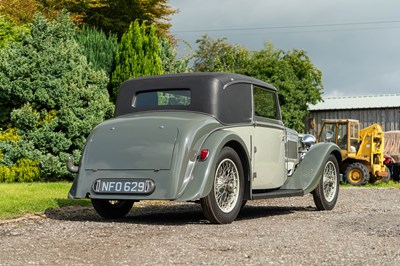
251, 86, 287, 189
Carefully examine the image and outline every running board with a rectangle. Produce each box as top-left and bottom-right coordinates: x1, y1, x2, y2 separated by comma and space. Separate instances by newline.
251, 189, 304, 200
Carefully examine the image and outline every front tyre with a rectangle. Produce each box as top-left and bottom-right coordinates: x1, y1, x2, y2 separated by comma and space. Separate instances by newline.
91, 199, 134, 219
200, 147, 244, 224
312, 154, 339, 211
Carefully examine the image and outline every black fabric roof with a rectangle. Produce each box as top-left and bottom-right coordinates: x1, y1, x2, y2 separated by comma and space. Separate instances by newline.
115, 72, 277, 124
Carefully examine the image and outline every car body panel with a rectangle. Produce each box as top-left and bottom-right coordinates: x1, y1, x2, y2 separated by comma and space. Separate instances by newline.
176, 127, 252, 201
69, 112, 222, 200
252, 120, 287, 189
83, 115, 179, 171
281, 142, 342, 193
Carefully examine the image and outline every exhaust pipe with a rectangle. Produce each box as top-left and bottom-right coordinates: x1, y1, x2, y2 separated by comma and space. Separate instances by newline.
66, 156, 79, 173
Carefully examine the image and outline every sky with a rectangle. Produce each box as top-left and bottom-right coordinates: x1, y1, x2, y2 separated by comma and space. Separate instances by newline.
169, 0, 400, 97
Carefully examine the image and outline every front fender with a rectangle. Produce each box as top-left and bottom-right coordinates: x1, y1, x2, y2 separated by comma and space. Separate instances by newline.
281, 142, 342, 193
176, 129, 249, 201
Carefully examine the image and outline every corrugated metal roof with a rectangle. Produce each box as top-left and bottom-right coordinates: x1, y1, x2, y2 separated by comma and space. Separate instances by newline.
308, 94, 400, 110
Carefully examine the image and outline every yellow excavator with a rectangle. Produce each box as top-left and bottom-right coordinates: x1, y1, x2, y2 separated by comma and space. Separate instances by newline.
317, 119, 390, 185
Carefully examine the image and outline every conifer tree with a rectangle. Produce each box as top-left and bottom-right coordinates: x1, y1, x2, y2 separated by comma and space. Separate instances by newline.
111, 20, 163, 98
160, 38, 189, 74
75, 26, 118, 74
74, 25, 118, 95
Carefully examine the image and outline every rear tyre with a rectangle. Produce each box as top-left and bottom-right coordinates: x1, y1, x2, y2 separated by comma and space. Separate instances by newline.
200, 147, 244, 224
345, 162, 370, 186
313, 154, 339, 211
91, 199, 134, 219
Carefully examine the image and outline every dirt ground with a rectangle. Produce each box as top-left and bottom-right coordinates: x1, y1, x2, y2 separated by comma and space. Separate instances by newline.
0, 188, 399, 265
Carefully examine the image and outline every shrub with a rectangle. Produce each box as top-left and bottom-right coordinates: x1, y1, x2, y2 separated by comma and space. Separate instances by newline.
0, 13, 114, 181
0, 158, 41, 183
0, 128, 20, 142
0, 129, 40, 182
0, 15, 28, 48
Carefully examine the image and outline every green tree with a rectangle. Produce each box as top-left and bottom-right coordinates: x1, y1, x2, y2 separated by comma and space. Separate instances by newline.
193, 35, 250, 73
192, 37, 323, 132
111, 20, 163, 98
74, 25, 118, 95
0, 13, 114, 180
244, 44, 323, 132
160, 37, 189, 74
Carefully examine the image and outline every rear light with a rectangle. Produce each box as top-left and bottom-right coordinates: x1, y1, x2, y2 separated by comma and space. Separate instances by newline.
199, 149, 209, 161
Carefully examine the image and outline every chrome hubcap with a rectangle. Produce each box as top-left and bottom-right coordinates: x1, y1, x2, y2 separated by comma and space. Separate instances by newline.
214, 158, 240, 213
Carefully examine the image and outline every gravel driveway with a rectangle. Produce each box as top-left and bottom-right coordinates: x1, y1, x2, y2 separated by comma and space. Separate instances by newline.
0, 188, 399, 265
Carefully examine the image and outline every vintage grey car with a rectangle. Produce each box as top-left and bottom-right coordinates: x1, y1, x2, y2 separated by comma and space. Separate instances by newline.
67, 72, 342, 224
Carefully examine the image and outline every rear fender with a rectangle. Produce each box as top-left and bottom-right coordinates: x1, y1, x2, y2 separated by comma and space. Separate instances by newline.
176, 130, 250, 201
281, 143, 342, 193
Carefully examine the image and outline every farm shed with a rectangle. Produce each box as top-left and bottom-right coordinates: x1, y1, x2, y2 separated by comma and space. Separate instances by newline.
385, 131, 400, 162
306, 94, 400, 136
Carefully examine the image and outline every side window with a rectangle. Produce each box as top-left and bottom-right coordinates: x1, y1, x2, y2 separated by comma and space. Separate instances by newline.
253, 86, 277, 119
320, 123, 337, 143
338, 123, 347, 149
349, 123, 359, 152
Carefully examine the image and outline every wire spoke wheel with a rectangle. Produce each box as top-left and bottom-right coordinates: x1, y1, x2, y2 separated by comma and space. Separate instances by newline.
322, 161, 338, 202
313, 155, 339, 210
214, 158, 240, 213
200, 147, 244, 224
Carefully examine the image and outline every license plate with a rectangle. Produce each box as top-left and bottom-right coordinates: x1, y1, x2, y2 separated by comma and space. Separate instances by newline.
92, 179, 155, 194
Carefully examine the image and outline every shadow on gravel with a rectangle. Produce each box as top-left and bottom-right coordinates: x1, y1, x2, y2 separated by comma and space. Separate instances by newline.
45, 202, 315, 226
237, 205, 314, 222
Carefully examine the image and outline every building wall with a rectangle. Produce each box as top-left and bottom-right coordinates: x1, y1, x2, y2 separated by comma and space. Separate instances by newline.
306, 107, 400, 136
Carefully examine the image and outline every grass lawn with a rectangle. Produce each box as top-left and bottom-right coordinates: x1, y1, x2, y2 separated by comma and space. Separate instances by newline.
0, 182, 90, 219
341, 180, 400, 188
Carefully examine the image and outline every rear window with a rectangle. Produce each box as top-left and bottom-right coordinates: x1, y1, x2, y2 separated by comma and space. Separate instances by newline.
133, 89, 191, 108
